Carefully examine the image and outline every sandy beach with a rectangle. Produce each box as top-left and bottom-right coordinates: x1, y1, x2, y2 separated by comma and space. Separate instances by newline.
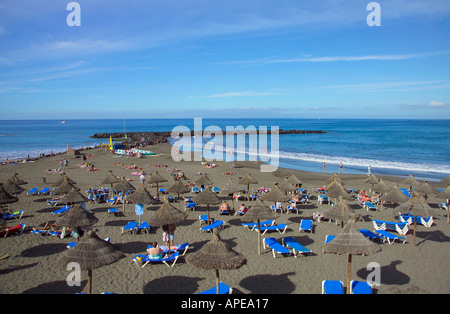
1, 142, 449, 295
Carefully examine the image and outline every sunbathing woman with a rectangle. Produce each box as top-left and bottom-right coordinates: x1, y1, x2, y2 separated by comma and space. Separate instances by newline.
147, 242, 162, 260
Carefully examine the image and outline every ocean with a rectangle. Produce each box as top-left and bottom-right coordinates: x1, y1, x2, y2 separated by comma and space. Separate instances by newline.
0, 118, 449, 181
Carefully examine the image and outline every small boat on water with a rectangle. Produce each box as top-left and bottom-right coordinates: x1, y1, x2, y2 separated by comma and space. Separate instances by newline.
60, 121, 66, 124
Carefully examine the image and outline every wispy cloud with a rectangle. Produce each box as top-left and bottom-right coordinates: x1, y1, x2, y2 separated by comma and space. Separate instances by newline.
401, 101, 450, 109
223, 51, 450, 65
188, 90, 279, 99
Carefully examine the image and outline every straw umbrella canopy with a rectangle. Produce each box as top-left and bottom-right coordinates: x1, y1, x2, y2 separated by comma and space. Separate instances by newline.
397, 192, 433, 246
220, 179, 243, 212
165, 178, 190, 209
440, 175, 450, 186
192, 187, 221, 224
326, 172, 344, 186
113, 177, 136, 214
101, 170, 121, 188
147, 170, 168, 198
259, 182, 291, 213
323, 214, 381, 293
325, 180, 354, 202
55, 203, 98, 242
186, 228, 247, 294
148, 200, 188, 253
372, 178, 391, 194
126, 185, 158, 222
0, 183, 19, 212
3, 180, 25, 196
402, 174, 420, 191
380, 184, 409, 219
194, 173, 213, 188
238, 172, 258, 201
241, 198, 278, 254
56, 187, 89, 205
415, 180, 439, 199
8, 173, 27, 185
53, 177, 80, 195
438, 186, 450, 223
364, 174, 379, 192
59, 230, 125, 294
322, 196, 356, 228
52, 174, 77, 187
278, 176, 298, 195
287, 174, 302, 187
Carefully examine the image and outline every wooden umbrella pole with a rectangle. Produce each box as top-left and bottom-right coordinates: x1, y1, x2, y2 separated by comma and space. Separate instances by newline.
87, 269, 93, 294
414, 218, 417, 247
346, 254, 352, 294
257, 219, 261, 255
216, 269, 220, 295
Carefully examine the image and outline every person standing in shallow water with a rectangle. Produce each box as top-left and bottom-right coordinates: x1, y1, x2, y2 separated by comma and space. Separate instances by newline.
322, 162, 326, 173
339, 162, 343, 174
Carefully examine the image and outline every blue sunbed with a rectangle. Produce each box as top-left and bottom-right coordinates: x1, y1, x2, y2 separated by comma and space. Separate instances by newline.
200, 220, 224, 232
322, 280, 344, 294
263, 237, 291, 258
198, 282, 233, 294
282, 237, 312, 257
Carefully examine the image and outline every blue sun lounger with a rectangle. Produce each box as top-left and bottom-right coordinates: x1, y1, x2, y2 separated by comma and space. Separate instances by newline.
374, 229, 406, 244
156, 242, 189, 256
373, 220, 409, 235
364, 202, 377, 211
27, 188, 39, 196
325, 235, 336, 244
359, 229, 383, 241
38, 187, 51, 195
133, 252, 180, 268
200, 220, 224, 232
2, 210, 24, 220
121, 221, 139, 234
263, 237, 291, 258
282, 237, 312, 257
185, 202, 196, 210
51, 205, 71, 215
299, 219, 313, 233
242, 220, 275, 230
322, 280, 344, 294
350, 281, 372, 294
198, 282, 233, 294
136, 221, 151, 233
254, 223, 288, 235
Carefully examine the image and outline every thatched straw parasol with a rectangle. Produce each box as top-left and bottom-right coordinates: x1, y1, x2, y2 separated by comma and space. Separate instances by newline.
59, 230, 125, 294
126, 185, 158, 222
53, 177, 80, 195
380, 184, 409, 219
323, 214, 381, 293
364, 174, 379, 191
55, 204, 98, 229
220, 179, 242, 212
8, 173, 27, 185
415, 180, 439, 198
401, 174, 420, 191
148, 200, 188, 253
241, 199, 278, 254
441, 175, 450, 186
439, 186, 450, 223
259, 182, 291, 213
326, 172, 344, 186
287, 174, 302, 187
322, 196, 356, 228
278, 176, 297, 194
56, 187, 89, 205
101, 170, 121, 188
325, 180, 354, 201
186, 228, 247, 294
192, 187, 221, 224
165, 178, 190, 209
397, 192, 433, 246
3, 180, 25, 195
114, 177, 136, 214
0, 183, 19, 211
53, 174, 76, 187
147, 170, 167, 198
195, 173, 213, 190
372, 178, 391, 194
238, 172, 258, 201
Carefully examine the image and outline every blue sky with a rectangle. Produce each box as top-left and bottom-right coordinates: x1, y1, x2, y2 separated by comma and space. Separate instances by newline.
0, 0, 449, 119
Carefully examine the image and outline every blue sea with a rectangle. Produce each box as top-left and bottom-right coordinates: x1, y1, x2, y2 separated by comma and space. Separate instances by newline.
0, 119, 449, 181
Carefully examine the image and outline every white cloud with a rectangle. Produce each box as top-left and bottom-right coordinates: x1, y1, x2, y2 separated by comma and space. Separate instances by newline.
189, 91, 279, 99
